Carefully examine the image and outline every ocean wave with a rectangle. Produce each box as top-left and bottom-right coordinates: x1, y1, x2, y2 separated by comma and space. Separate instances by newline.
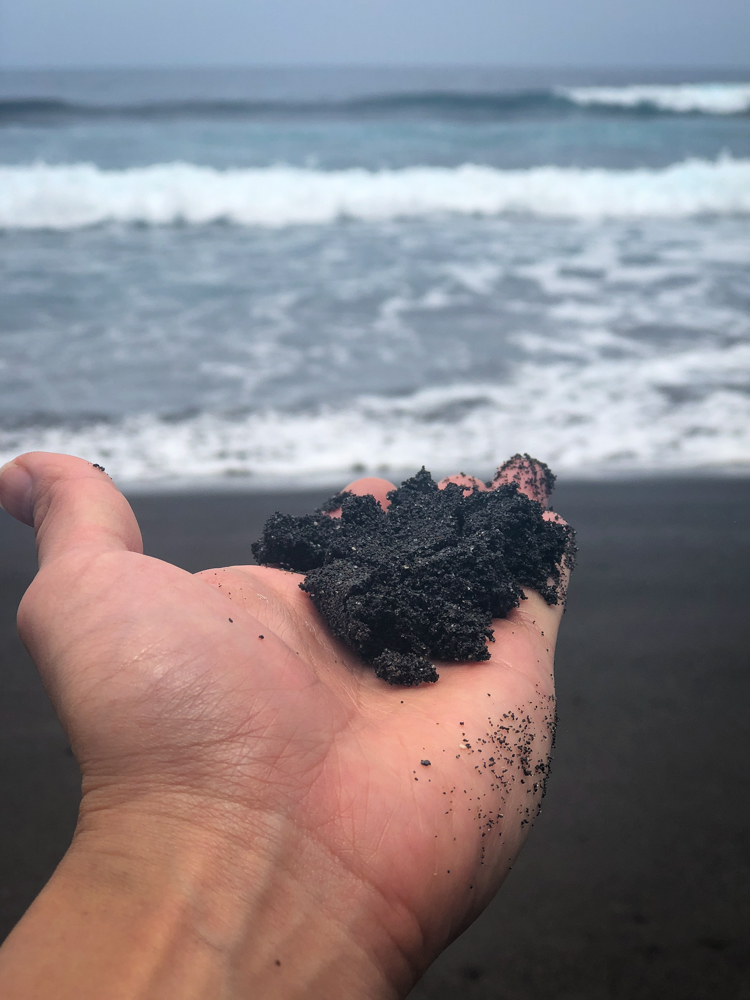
0, 92, 568, 125
2, 85, 749, 126
561, 83, 750, 115
2, 158, 750, 230
2, 343, 749, 485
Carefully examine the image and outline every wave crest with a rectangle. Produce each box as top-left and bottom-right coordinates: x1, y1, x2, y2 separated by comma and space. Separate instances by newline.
560, 83, 750, 115
2, 83, 749, 125
2, 158, 750, 230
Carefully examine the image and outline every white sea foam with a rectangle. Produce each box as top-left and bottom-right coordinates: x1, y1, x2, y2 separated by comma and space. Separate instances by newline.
561, 83, 750, 115
2, 158, 750, 230
2, 342, 749, 485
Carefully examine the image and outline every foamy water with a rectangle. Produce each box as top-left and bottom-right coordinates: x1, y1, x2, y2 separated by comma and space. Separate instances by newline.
3, 341, 749, 485
2, 157, 750, 230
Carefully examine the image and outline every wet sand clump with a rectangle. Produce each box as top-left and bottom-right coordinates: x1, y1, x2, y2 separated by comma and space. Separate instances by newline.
252, 460, 575, 686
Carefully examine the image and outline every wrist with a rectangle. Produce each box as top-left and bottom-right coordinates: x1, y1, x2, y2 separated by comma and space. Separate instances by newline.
0, 791, 406, 999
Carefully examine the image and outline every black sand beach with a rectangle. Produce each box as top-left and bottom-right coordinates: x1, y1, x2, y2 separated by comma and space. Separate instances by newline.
1, 478, 749, 998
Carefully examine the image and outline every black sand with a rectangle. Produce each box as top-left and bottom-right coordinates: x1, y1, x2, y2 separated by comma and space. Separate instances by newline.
252, 465, 574, 685
1, 479, 749, 998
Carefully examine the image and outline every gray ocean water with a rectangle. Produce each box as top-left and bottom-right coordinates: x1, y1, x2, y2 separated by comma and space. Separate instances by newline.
1, 67, 749, 485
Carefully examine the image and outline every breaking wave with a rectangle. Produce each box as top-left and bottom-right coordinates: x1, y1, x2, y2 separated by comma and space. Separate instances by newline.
2, 83, 749, 125
2, 157, 750, 230
560, 83, 750, 115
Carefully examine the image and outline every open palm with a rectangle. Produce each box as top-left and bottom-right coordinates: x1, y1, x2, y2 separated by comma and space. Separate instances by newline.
1, 453, 566, 998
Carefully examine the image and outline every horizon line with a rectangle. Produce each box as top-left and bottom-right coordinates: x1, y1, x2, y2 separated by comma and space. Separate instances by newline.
2, 62, 750, 74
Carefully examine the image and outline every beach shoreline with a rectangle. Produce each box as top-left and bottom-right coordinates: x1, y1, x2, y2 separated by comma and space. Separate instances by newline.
1, 476, 749, 998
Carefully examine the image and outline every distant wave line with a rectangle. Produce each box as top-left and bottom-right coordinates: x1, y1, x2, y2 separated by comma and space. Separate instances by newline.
1, 82, 749, 125
1, 158, 749, 229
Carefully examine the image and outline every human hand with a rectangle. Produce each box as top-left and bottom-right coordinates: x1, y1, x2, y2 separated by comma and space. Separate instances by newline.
0, 453, 568, 1000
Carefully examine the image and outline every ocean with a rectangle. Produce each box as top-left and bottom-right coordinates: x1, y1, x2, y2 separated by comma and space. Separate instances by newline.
1, 67, 749, 488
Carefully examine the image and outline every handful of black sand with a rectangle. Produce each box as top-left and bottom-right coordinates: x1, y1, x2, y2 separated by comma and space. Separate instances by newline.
252, 456, 575, 686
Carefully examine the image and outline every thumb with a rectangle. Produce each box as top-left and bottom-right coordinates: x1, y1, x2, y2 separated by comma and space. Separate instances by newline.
0, 452, 142, 567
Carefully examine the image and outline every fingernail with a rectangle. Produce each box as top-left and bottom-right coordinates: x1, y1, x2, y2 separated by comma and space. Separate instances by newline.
0, 461, 35, 525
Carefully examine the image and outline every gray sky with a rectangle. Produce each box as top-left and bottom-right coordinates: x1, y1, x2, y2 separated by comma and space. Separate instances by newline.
2, 0, 749, 69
